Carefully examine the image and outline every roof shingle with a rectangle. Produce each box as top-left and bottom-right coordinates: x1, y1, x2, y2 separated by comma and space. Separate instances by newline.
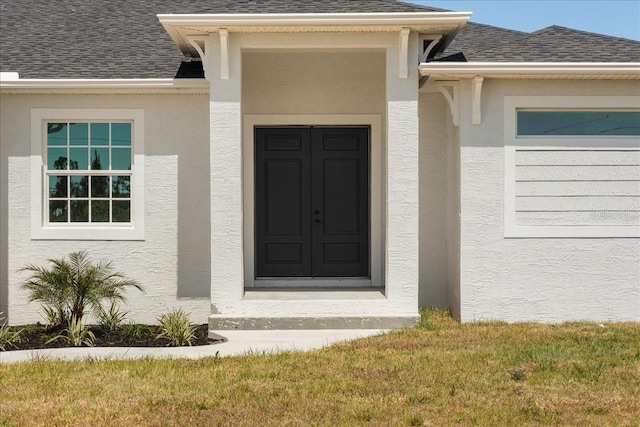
1, 1, 637, 79
460, 25, 640, 62
439, 22, 528, 58
0, 0, 442, 79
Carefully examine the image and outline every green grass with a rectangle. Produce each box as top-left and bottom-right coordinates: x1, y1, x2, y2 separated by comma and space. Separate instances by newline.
1, 309, 638, 426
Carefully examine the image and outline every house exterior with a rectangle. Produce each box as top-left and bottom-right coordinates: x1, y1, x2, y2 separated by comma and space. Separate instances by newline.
1, 0, 638, 330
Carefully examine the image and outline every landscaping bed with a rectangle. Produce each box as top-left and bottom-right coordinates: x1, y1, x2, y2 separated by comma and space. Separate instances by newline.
1, 251, 216, 351
2, 323, 218, 351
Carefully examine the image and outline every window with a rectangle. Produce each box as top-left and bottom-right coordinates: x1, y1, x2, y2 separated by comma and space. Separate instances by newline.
503, 97, 640, 238
31, 109, 144, 240
517, 111, 640, 136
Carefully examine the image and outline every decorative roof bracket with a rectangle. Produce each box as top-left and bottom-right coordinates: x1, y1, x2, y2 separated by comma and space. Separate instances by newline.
219, 29, 229, 80
187, 36, 210, 80
471, 76, 484, 125
419, 34, 442, 63
434, 81, 459, 127
399, 27, 411, 79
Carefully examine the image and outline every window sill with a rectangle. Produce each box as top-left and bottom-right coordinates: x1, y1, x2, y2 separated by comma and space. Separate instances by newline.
31, 226, 144, 241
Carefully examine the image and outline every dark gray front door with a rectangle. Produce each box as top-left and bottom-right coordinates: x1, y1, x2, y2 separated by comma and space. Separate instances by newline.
255, 126, 369, 278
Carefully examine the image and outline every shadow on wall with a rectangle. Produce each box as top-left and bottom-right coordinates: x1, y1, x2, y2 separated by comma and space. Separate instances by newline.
1, 152, 7, 316
177, 148, 210, 298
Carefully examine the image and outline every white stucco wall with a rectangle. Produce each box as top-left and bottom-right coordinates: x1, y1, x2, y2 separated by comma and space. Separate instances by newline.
242, 51, 386, 115
457, 79, 640, 322
418, 92, 449, 308
1, 94, 211, 325
207, 31, 420, 321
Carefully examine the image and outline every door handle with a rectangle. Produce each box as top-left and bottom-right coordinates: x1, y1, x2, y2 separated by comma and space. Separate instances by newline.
315, 219, 322, 223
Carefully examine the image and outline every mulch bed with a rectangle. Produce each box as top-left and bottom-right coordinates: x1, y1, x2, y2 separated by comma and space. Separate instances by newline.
4, 324, 221, 351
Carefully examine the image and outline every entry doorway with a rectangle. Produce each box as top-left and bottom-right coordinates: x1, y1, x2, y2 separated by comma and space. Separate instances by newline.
255, 126, 370, 278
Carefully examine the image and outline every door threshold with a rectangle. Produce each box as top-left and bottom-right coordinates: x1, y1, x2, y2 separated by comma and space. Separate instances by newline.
243, 287, 386, 300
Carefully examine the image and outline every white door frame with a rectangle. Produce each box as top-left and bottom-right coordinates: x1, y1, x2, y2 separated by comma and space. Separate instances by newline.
242, 114, 383, 288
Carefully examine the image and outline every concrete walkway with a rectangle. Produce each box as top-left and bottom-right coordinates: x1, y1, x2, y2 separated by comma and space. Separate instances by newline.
0, 329, 386, 364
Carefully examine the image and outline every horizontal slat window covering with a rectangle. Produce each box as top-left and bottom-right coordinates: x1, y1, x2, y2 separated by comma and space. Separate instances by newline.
513, 149, 640, 227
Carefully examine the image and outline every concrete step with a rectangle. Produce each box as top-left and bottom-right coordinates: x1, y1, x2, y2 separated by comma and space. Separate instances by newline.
209, 315, 420, 333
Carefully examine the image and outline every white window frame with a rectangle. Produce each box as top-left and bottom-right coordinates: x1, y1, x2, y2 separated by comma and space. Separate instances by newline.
31, 108, 145, 240
504, 96, 640, 238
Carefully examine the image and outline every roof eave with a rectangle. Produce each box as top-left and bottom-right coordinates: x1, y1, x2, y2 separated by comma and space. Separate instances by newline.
419, 62, 640, 79
158, 12, 472, 57
0, 78, 209, 94
157, 12, 472, 27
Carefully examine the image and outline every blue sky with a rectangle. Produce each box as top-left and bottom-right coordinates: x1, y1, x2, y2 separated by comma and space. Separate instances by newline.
409, 1, 640, 40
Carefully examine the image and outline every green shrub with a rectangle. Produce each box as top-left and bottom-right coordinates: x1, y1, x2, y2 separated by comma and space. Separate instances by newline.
0, 312, 24, 351
157, 309, 197, 347
20, 251, 143, 327
121, 323, 152, 339
46, 316, 95, 347
97, 301, 128, 334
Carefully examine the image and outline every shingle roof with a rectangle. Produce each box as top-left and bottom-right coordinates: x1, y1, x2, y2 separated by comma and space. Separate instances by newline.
439, 22, 528, 58
0, 0, 442, 79
1, 2, 638, 79
458, 25, 640, 62
192, 0, 445, 13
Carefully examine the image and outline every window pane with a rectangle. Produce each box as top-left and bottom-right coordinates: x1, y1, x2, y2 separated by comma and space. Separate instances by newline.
48, 147, 68, 170
111, 123, 131, 146
112, 176, 131, 198
518, 111, 640, 136
112, 201, 130, 222
49, 200, 68, 222
91, 200, 109, 222
91, 176, 109, 198
112, 148, 131, 170
70, 176, 88, 198
49, 176, 68, 198
70, 200, 89, 222
90, 123, 109, 146
69, 123, 89, 145
90, 148, 109, 170
69, 147, 88, 170
47, 123, 67, 146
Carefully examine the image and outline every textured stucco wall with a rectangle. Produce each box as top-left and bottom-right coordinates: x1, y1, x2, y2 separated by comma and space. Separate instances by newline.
418, 92, 449, 308
457, 79, 640, 322
1, 94, 211, 325
208, 31, 420, 319
242, 51, 386, 115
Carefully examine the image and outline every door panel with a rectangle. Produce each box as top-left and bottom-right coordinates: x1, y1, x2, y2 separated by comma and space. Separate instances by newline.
255, 128, 311, 277
255, 126, 369, 278
312, 127, 369, 277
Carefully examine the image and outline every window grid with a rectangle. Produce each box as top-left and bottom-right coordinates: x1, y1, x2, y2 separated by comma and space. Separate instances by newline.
46, 121, 133, 225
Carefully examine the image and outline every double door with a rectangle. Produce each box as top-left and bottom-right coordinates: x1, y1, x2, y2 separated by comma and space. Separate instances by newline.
255, 126, 369, 278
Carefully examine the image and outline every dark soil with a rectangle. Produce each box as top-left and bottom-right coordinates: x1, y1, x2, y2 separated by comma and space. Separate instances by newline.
4, 323, 221, 351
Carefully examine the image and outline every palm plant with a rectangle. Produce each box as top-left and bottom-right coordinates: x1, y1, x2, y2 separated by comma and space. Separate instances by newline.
20, 251, 143, 327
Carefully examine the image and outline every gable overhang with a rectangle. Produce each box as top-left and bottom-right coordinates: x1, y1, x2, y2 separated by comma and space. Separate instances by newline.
419, 62, 640, 80
158, 12, 472, 58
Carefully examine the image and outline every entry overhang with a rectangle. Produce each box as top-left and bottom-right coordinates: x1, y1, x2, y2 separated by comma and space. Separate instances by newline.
158, 12, 471, 58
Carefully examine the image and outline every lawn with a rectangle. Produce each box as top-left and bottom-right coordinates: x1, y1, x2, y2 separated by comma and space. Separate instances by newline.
1, 310, 638, 426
